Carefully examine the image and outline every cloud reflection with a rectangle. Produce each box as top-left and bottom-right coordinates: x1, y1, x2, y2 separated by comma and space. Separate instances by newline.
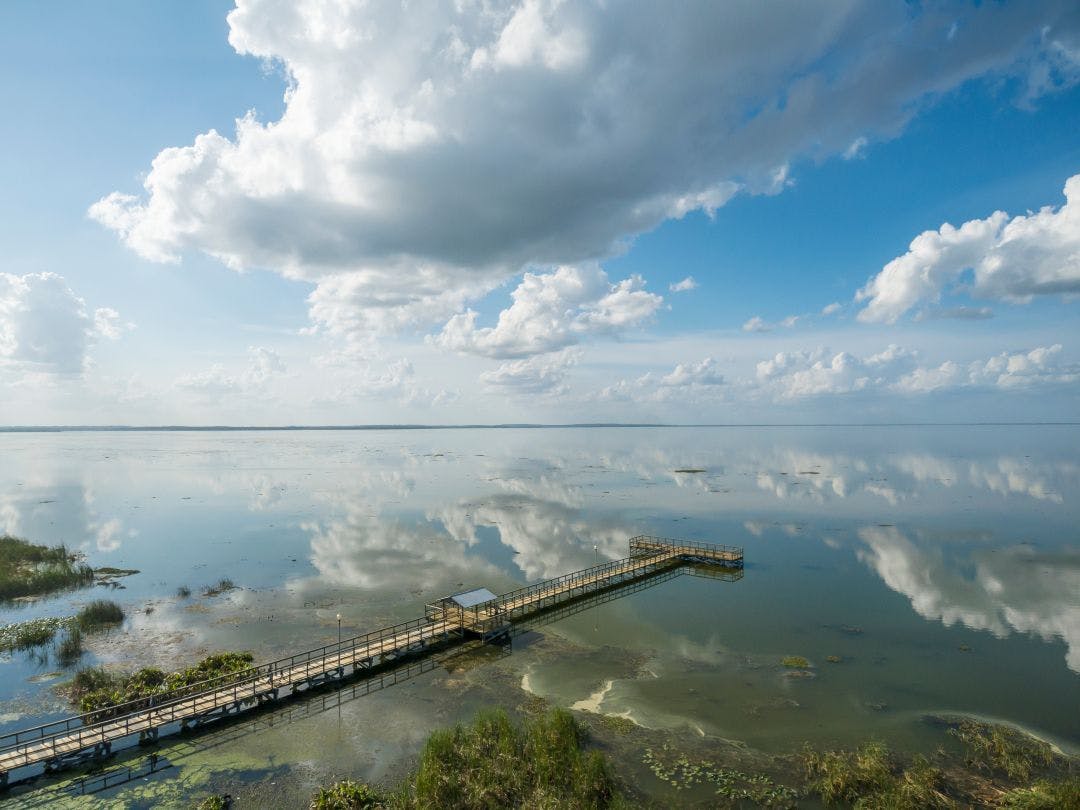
856, 525, 1080, 672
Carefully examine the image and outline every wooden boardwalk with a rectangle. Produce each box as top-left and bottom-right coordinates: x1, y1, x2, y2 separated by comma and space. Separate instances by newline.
0, 535, 741, 784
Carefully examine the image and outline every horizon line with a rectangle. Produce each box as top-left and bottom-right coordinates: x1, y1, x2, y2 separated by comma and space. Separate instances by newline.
1, 422, 1078, 433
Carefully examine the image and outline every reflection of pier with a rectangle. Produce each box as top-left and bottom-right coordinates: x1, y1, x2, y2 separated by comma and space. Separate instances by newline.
0, 536, 741, 786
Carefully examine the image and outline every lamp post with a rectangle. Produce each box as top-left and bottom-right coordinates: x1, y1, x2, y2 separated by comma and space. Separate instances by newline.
336, 613, 342, 645
593, 544, 598, 566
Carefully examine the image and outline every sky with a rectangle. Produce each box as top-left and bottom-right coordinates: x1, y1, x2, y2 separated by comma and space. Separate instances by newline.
1, 0, 1079, 426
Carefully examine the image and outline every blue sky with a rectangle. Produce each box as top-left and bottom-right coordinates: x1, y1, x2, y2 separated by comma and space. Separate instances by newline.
1, 1, 1078, 424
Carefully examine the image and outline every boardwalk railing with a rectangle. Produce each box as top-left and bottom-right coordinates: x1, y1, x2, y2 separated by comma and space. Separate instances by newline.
0, 535, 742, 783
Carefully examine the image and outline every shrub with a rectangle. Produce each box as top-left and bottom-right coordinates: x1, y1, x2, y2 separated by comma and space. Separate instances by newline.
311, 780, 386, 809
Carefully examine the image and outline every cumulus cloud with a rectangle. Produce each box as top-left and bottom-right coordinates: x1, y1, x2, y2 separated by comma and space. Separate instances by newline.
857, 172, 1080, 323
175, 345, 287, 398
756, 343, 1078, 399
595, 356, 725, 404
669, 276, 697, 293
480, 348, 580, 396
90, 0, 1080, 340
0, 272, 127, 375
437, 264, 661, 359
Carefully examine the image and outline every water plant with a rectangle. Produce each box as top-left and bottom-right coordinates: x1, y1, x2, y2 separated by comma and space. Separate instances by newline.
0, 616, 69, 651
177, 585, 192, 598
948, 719, 1056, 782
70, 651, 255, 721
57, 626, 83, 666
803, 741, 953, 808
310, 779, 387, 809
642, 745, 798, 807
781, 655, 810, 668
0, 534, 94, 600
76, 599, 125, 630
411, 708, 620, 808
998, 776, 1080, 808
202, 578, 236, 597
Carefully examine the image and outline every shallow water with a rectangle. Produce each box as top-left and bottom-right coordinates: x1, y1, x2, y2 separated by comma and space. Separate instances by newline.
1, 426, 1078, 803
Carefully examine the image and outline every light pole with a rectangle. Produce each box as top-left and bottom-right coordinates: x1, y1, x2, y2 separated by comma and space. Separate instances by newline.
336, 613, 342, 645
593, 544, 598, 566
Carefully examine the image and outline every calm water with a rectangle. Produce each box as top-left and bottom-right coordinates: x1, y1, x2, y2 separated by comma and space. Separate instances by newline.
1, 426, 1078, 803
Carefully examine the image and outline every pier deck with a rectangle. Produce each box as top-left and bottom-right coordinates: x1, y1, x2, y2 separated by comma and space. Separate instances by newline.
0, 535, 741, 784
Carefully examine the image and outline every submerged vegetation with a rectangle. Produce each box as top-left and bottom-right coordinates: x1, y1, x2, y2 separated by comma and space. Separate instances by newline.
781, 655, 810, 668
70, 651, 255, 721
0, 534, 94, 600
949, 719, 1057, 782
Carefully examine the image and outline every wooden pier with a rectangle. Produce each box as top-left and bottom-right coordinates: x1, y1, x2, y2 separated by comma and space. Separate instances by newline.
0, 536, 741, 785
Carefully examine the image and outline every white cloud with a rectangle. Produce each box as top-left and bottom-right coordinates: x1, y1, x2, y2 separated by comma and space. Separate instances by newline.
742, 316, 771, 333
174, 345, 287, 398
669, 276, 697, 293
480, 348, 580, 396
90, 1, 1080, 342
842, 136, 868, 160
820, 302, 842, 316
0, 272, 126, 375
857, 172, 1080, 323
436, 264, 661, 359
756, 342, 1078, 399
660, 357, 724, 387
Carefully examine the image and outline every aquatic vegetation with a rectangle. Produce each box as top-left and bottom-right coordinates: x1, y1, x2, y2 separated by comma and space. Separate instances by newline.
826, 655, 842, 663
310, 779, 387, 809
202, 578, 237, 597
948, 719, 1056, 782
195, 796, 230, 810
803, 741, 956, 808
410, 708, 621, 808
0, 616, 70, 651
0, 534, 94, 600
177, 585, 192, 598
57, 626, 83, 666
642, 745, 798, 807
70, 651, 255, 721
673, 468, 706, 473
998, 776, 1080, 808
594, 714, 636, 736
76, 599, 125, 630
93, 567, 140, 579
781, 655, 810, 668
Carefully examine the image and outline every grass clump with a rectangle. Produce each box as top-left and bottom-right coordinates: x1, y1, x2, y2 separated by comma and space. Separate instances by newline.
411, 708, 619, 809
71, 651, 255, 721
194, 796, 230, 810
949, 720, 1056, 782
57, 627, 83, 666
998, 776, 1080, 808
202, 578, 236, 597
0, 534, 94, 601
803, 741, 952, 808
177, 585, 192, 598
76, 599, 125, 630
781, 655, 810, 668
310, 779, 387, 809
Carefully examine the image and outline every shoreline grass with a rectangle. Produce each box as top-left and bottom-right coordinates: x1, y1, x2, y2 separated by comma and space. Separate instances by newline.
0, 534, 94, 601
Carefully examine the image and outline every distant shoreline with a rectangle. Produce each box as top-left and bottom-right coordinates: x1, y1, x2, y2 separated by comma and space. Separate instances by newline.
0, 422, 1077, 433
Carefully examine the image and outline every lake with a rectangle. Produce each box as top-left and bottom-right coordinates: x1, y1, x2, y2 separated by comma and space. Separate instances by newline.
1, 425, 1077, 805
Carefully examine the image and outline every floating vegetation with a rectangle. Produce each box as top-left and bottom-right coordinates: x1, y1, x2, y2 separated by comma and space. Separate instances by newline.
177, 585, 192, 598
70, 651, 255, 721
93, 567, 140, 579
826, 655, 842, 663
594, 714, 637, 736
0, 534, 94, 601
0, 616, 70, 652
642, 745, 798, 807
673, 468, 706, 474
781, 655, 810, 668
948, 719, 1056, 782
202, 578, 237, 597
195, 796, 231, 810
75, 599, 125, 630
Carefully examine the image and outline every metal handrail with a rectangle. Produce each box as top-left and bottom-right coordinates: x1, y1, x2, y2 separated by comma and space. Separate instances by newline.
0, 613, 446, 756
0, 534, 743, 769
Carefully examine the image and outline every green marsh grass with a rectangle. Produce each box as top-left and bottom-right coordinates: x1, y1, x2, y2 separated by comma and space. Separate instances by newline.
75, 599, 125, 630
0, 534, 94, 601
